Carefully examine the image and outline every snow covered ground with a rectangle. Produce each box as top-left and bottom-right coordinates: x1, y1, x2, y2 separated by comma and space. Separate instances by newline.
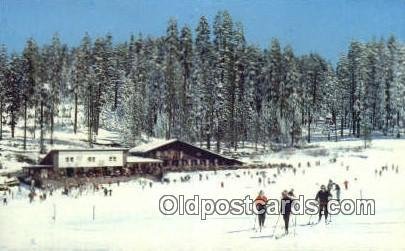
0, 138, 404, 250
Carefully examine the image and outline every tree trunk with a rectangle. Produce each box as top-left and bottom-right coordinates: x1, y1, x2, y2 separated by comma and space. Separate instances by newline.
216, 122, 221, 153
0, 99, 2, 140
356, 114, 361, 138
335, 115, 338, 142
40, 101, 45, 153
352, 111, 356, 135
114, 81, 119, 111
33, 108, 36, 139
88, 85, 93, 148
23, 98, 27, 150
74, 92, 78, 134
50, 107, 54, 145
307, 107, 311, 143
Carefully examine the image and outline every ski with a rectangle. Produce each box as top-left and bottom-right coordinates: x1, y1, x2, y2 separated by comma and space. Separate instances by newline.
227, 227, 256, 234
250, 234, 274, 239
299, 221, 319, 227
274, 232, 289, 240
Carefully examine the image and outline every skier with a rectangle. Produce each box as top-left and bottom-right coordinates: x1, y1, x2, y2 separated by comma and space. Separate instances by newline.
315, 185, 331, 223
254, 190, 268, 232
28, 192, 34, 203
281, 190, 294, 234
334, 183, 341, 201
2, 193, 7, 206
327, 179, 334, 192
344, 180, 349, 190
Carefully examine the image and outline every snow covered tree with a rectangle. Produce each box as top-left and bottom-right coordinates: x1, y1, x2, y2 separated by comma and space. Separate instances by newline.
123, 35, 147, 144
4, 54, 22, 138
0, 45, 7, 140
300, 53, 327, 143
1, 12, 402, 152
262, 39, 284, 144
179, 25, 193, 141
45, 34, 65, 144
21, 38, 40, 150
164, 18, 181, 139
282, 46, 302, 145
194, 16, 214, 148
232, 21, 247, 150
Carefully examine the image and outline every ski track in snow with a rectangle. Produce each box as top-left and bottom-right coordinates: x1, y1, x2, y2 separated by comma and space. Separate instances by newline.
0, 139, 404, 250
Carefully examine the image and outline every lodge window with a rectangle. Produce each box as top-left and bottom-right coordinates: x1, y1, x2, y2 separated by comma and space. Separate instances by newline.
65, 157, 74, 162
109, 156, 117, 162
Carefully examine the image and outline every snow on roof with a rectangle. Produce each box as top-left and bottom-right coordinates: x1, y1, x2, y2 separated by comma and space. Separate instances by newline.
52, 147, 128, 152
126, 156, 163, 163
129, 139, 178, 153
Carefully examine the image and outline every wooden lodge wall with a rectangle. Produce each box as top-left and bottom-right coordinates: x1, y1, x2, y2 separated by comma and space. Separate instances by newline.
134, 141, 242, 167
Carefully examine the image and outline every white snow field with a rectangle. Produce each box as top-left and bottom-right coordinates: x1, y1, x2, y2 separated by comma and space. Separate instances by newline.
1, 139, 404, 251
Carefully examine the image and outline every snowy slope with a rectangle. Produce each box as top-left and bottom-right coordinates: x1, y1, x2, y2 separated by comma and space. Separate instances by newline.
0, 139, 404, 250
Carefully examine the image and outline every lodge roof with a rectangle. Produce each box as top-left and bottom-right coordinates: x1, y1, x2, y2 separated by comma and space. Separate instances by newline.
129, 139, 243, 165
126, 156, 163, 163
129, 139, 178, 153
47, 147, 128, 153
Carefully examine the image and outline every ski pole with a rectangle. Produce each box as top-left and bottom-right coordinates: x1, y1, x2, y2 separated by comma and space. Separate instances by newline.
294, 214, 297, 236
272, 214, 280, 238
253, 214, 257, 230
307, 214, 313, 224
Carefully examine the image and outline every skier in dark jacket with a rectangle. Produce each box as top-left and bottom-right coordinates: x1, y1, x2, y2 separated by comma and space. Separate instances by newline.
315, 185, 331, 222
280, 190, 294, 234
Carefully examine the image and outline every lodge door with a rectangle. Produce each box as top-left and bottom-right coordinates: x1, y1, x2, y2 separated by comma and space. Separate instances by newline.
66, 168, 74, 177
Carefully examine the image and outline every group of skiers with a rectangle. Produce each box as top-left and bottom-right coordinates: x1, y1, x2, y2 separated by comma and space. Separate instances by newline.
254, 179, 343, 234
375, 164, 399, 176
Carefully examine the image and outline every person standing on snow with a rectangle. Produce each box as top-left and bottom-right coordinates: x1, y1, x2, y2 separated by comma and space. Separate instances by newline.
343, 180, 349, 190
315, 185, 331, 223
255, 190, 268, 232
327, 179, 334, 192
281, 190, 295, 234
334, 183, 341, 201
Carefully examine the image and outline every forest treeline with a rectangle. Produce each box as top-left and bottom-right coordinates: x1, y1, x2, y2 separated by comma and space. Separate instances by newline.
0, 11, 404, 152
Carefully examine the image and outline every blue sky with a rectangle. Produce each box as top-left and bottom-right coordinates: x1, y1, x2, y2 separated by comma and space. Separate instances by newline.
0, 0, 404, 63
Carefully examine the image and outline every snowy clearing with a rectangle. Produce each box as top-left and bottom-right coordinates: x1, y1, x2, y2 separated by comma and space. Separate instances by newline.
0, 138, 404, 250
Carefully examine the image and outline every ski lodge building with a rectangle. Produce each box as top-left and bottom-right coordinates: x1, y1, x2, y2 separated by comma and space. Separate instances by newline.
22, 139, 242, 182
127, 139, 242, 173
